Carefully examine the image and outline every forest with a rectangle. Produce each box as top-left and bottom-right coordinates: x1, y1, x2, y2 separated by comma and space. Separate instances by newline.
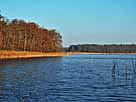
0, 14, 63, 52
1, 14, 136, 53
68, 44, 136, 53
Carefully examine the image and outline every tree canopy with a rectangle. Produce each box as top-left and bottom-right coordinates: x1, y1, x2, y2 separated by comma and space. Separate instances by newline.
0, 14, 63, 52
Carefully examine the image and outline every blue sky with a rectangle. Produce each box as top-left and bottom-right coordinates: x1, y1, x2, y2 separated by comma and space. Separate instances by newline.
0, 0, 136, 46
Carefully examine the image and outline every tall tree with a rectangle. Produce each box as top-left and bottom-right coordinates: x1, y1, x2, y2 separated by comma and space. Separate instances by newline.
0, 13, 63, 52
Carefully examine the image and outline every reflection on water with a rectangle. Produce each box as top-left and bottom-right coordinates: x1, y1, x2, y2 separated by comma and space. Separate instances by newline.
0, 55, 136, 102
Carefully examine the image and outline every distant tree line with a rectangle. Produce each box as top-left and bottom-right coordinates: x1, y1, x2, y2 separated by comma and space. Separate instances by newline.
68, 44, 136, 53
0, 14, 63, 52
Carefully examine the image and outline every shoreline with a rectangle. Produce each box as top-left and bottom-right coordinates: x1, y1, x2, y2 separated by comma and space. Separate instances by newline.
0, 51, 136, 59
0, 51, 75, 59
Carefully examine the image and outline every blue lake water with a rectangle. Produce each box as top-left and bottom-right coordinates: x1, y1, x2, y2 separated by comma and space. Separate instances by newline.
1, 54, 136, 102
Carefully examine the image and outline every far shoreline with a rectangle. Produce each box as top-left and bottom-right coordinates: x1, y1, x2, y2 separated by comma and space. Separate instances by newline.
0, 51, 136, 60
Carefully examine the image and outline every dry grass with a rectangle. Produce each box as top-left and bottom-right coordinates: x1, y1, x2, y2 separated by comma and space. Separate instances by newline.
1, 51, 135, 59
0, 51, 77, 59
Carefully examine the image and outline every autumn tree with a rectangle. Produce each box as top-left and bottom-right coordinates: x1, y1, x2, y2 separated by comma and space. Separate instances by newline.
0, 14, 63, 52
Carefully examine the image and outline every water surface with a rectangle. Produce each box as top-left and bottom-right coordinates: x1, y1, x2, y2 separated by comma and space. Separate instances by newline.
0, 54, 136, 102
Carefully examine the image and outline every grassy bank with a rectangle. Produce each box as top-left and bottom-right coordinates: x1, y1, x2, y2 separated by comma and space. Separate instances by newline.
0, 51, 77, 59
0, 51, 96, 59
0, 51, 135, 59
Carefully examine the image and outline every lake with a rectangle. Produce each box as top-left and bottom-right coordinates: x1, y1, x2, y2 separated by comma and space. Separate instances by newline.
0, 54, 136, 102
